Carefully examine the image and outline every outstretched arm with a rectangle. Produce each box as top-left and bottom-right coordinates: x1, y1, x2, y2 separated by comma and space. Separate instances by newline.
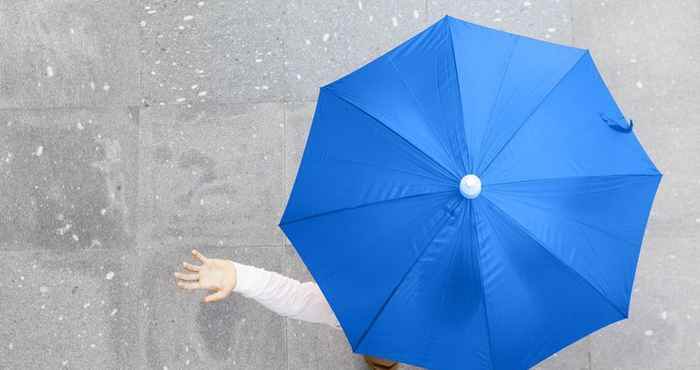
232, 261, 341, 329
174, 249, 341, 330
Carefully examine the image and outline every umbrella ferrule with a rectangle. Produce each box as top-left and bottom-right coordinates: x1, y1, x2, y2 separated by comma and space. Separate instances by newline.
459, 174, 482, 199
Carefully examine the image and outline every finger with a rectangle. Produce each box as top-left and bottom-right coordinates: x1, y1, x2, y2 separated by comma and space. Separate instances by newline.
203, 290, 230, 303
174, 272, 199, 281
191, 249, 209, 263
182, 261, 201, 272
176, 280, 200, 290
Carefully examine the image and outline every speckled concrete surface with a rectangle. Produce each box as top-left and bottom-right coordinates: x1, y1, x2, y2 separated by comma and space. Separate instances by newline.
0, 1, 697, 369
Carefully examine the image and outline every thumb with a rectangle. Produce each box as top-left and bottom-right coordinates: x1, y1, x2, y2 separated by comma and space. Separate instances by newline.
203, 289, 230, 303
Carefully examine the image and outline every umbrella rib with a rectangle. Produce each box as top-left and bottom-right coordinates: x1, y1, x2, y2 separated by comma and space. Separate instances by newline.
323, 87, 461, 182
445, 21, 471, 173
470, 202, 498, 370
353, 197, 464, 351
386, 56, 465, 176
423, 200, 468, 362
278, 189, 456, 227
487, 175, 661, 257
484, 173, 662, 187
475, 36, 520, 172
478, 50, 588, 176
321, 156, 457, 188
480, 195, 628, 319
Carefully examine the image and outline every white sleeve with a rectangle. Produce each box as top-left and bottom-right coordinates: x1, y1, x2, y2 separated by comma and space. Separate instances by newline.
232, 261, 342, 330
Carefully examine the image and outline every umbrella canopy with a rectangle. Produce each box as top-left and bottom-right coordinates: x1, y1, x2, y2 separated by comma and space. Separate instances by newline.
279, 15, 661, 370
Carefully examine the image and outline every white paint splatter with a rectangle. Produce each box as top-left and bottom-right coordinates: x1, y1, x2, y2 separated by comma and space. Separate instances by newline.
105, 271, 115, 280
83, 302, 91, 309
413, 9, 420, 19
35, 146, 44, 156
547, 27, 557, 33
523, 1, 532, 7
304, 39, 311, 46
183, 15, 194, 21
493, 17, 503, 22
197, 1, 205, 7
630, 57, 637, 63
39, 286, 49, 293
391, 17, 398, 27
176, 97, 186, 102
90, 81, 96, 90
357, 0, 363, 10
110, 308, 118, 316
636, 81, 643, 88
46, 66, 54, 77
103, 84, 111, 91
198, 91, 207, 96
644, 330, 654, 336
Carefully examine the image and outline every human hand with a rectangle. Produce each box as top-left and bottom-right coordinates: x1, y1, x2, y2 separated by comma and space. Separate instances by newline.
174, 249, 238, 303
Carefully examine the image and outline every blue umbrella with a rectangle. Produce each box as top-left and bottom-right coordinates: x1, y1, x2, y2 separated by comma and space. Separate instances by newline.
280, 15, 661, 370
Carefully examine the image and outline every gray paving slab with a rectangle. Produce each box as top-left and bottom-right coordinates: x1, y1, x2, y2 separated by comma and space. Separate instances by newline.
138, 244, 286, 370
284, 101, 316, 194
572, 0, 700, 90
533, 337, 590, 370
0, 1, 140, 108
0, 249, 142, 369
139, 1, 285, 105
283, 0, 428, 101
427, 0, 573, 44
589, 234, 700, 370
0, 107, 139, 252
137, 102, 285, 248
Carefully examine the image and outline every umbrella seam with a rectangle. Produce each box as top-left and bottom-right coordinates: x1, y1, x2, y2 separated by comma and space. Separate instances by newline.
480, 195, 628, 319
353, 197, 464, 351
424, 199, 467, 365
323, 87, 461, 181
446, 17, 473, 172
386, 54, 465, 177
471, 201, 498, 370
484, 173, 662, 187
478, 50, 589, 176
475, 35, 520, 172
486, 178, 657, 249
323, 156, 458, 188
279, 189, 456, 227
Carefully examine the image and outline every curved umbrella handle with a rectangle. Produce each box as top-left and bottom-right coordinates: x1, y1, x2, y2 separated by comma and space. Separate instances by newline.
599, 112, 634, 133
